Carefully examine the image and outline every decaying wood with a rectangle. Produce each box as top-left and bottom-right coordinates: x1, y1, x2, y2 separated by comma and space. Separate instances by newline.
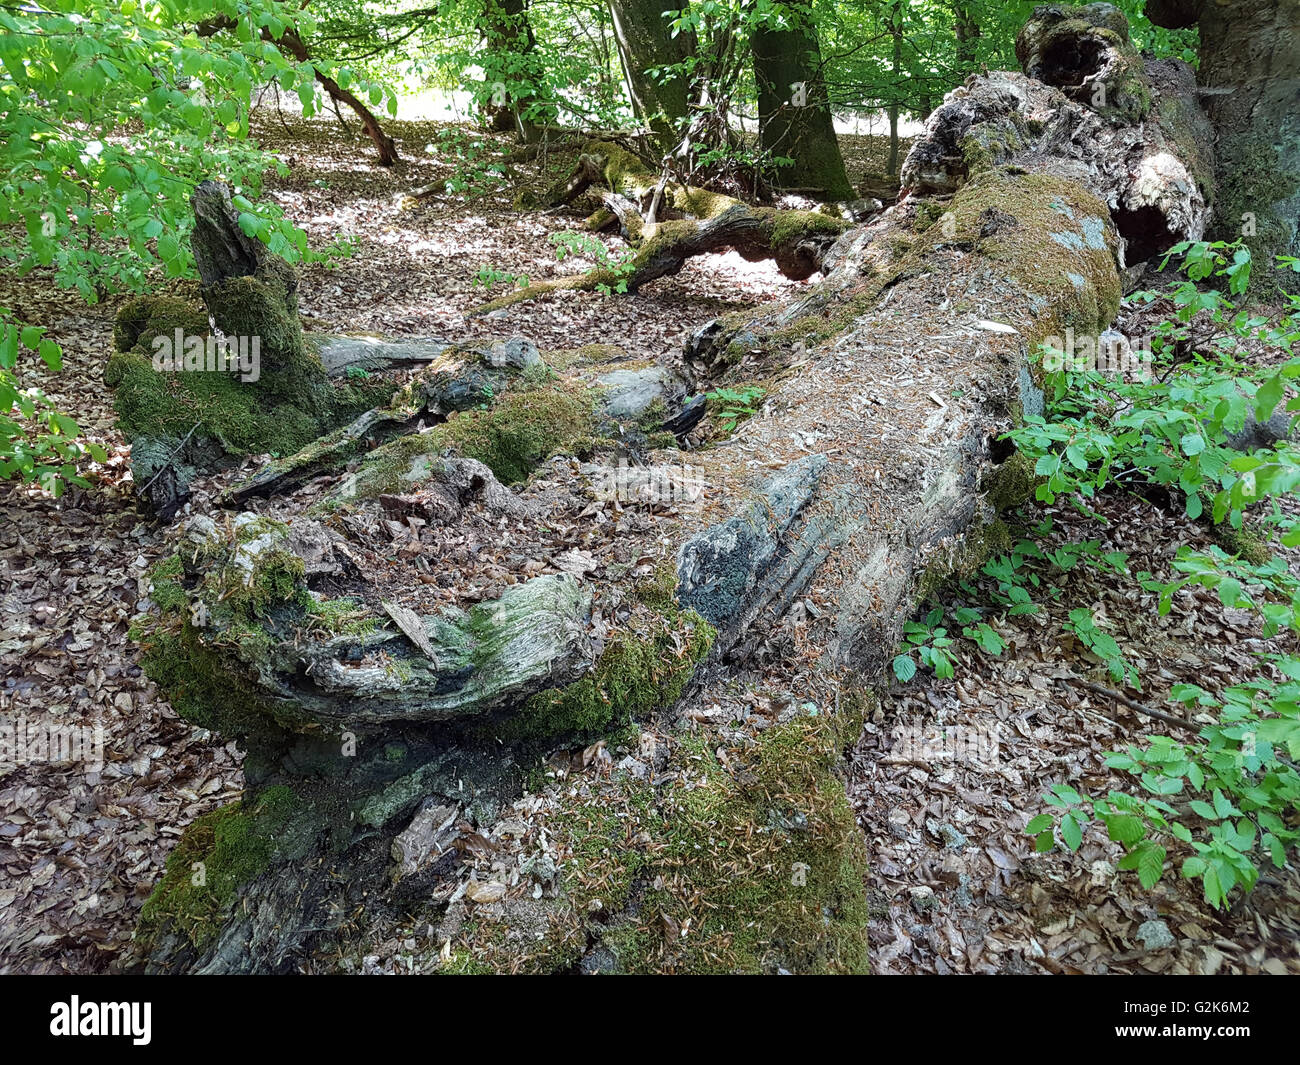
469, 142, 857, 313
130, 6, 1216, 973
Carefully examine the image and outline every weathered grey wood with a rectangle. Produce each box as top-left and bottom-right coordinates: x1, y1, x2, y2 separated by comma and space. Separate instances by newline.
190, 179, 264, 287
133, 6, 1214, 974
311, 334, 451, 376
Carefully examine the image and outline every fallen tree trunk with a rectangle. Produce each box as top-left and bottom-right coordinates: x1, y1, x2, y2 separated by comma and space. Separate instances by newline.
129, 5, 1212, 974
470, 141, 855, 313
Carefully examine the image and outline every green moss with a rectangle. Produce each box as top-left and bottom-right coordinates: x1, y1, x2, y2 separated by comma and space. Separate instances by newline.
108, 348, 323, 456
914, 201, 946, 233
918, 517, 1013, 603
764, 207, 849, 249
108, 285, 382, 475
346, 379, 598, 495
1211, 523, 1274, 566
962, 133, 997, 176
633, 219, 697, 263
985, 451, 1039, 512
138, 785, 305, 953
112, 295, 211, 356
108, 293, 377, 460
452, 687, 871, 974
671, 185, 735, 220
940, 169, 1121, 375
136, 519, 364, 741
147, 555, 187, 615
497, 567, 715, 748
305, 595, 378, 637
1209, 135, 1300, 296
544, 343, 625, 370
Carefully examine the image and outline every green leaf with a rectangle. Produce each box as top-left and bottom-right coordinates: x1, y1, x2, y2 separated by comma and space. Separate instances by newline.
1061, 813, 1083, 851
1105, 814, 1145, 845
1138, 844, 1166, 890
892, 654, 916, 683
1255, 374, 1285, 422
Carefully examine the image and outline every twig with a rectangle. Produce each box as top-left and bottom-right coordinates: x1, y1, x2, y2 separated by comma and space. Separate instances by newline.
139, 421, 203, 494
1055, 675, 1201, 733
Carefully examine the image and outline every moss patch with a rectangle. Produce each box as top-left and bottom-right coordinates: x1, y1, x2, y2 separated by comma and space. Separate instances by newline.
939, 169, 1121, 374
495, 567, 715, 749
137, 785, 305, 954
135, 516, 360, 742
344, 378, 599, 498
107, 294, 376, 460
452, 687, 871, 974
985, 451, 1040, 512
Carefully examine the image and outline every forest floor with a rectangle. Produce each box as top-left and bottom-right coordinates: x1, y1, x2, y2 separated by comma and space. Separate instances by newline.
1, 111, 1297, 975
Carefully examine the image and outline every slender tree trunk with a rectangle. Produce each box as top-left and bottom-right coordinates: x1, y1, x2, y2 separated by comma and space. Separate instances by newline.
196, 16, 399, 166
1148, 0, 1300, 269
277, 29, 399, 166
752, 0, 854, 200
887, 0, 903, 176
481, 0, 548, 143
609, 0, 698, 151
953, 0, 981, 74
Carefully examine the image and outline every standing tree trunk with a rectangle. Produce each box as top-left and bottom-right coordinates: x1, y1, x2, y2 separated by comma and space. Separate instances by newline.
953, 0, 981, 74
481, 0, 549, 143
1147, 0, 1300, 269
609, 0, 698, 151
886, 0, 904, 176
752, 0, 854, 200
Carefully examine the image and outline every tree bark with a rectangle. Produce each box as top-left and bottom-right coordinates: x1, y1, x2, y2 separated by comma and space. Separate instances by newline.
887, 0, 904, 176
752, 0, 854, 200
481, 0, 549, 143
1147, 0, 1300, 271
609, 0, 698, 150
953, 0, 981, 73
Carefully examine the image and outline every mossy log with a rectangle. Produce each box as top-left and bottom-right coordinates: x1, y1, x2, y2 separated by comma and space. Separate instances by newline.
470, 142, 852, 313
133, 5, 1214, 975
228, 337, 694, 505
